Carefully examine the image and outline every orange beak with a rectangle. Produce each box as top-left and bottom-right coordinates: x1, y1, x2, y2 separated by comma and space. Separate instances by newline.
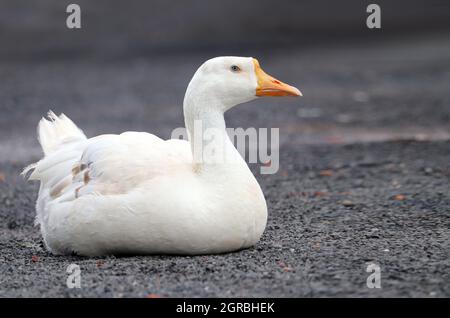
254, 58, 302, 97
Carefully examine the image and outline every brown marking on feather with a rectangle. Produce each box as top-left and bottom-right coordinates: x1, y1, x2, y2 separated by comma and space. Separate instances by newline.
84, 171, 90, 184
193, 163, 202, 174
75, 186, 82, 198
50, 177, 71, 198
72, 163, 87, 176
72, 165, 81, 176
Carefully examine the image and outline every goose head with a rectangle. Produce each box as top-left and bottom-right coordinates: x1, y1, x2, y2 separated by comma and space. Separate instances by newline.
184, 56, 302, 113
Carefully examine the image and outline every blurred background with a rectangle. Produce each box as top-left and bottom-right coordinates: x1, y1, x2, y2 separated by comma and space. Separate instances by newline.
1, 0, 449, 162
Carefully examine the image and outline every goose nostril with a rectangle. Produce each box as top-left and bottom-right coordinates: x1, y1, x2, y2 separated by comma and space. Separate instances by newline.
272, 79, 281, 84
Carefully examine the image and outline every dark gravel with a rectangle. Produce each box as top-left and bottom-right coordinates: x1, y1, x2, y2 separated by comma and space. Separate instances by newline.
1, 141, 449, 297
1, 34, 449, 297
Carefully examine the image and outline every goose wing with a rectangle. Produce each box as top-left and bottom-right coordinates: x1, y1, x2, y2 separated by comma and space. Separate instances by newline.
25, 113, 192, 205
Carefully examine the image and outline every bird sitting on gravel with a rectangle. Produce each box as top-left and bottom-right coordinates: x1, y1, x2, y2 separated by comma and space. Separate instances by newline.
23, 56, 301, 256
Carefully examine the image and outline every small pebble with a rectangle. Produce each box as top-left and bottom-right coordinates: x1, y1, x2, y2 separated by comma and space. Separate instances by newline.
342, 200, 355, 207
352, 91, 369, 103
393, 194, 406, 201
319, 169, 334, 177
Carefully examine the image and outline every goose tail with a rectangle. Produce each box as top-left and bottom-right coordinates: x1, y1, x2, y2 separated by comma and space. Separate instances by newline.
37, 111, 85, 155
22, 111, 86, 180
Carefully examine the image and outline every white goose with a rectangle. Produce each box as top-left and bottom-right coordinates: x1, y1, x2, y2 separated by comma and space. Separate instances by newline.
24, 57, 301, 256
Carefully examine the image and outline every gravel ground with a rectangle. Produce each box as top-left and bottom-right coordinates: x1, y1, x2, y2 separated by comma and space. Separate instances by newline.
0, 35, 449, 297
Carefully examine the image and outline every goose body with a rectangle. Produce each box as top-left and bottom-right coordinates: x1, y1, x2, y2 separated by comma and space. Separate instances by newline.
24, 57, 301, 256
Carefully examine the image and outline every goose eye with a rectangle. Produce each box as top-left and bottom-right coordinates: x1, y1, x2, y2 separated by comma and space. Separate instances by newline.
230, 65, 241, 72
